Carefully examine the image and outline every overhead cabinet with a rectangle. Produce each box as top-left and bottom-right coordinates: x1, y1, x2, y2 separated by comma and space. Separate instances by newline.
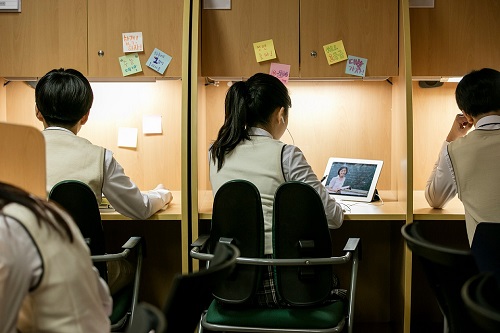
201, 0, 398, 78
88, 0, 184, 78
410, 0, 500, 77
0, 0, 88, 77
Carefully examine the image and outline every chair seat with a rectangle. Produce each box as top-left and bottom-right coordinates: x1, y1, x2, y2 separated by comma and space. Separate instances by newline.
204, 299, 345, 330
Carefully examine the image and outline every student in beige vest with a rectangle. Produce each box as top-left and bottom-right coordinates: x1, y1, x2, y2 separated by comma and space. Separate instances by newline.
209, 73, 344, 307
0, 182, 112, 333
35, 68, 173, 295
425, 68, 500, 245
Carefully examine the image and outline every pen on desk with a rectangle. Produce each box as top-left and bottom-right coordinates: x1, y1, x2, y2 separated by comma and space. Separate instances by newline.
321, 175, 327, 182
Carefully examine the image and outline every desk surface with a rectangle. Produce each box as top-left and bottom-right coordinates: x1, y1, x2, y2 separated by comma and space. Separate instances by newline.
413, 190, 464, 220
198, 190, 407, 221
100, 191, 182, 220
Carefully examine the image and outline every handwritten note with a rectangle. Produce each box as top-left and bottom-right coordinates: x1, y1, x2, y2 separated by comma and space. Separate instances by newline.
119, 53, 143, 76
117, 127, 138, 148
269, 63, 291, 84
345, 55, 368, 77
146, 48, 172, 75
253, 39, 277, 63
122, 32, 144, 53
323, 40, 347, 65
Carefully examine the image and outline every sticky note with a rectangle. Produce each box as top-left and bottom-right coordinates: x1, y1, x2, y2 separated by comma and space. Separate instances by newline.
323, 40, 348, 65
345, 55, 368, 77
203, 0, 231, 9
143, 115, 163, 134
270, 63, 291, 84
119, 53, 143, 76
253, 39, 277, 63
122, 32, 144, 53
117, 127, 138, 148
146, 48, 172, 75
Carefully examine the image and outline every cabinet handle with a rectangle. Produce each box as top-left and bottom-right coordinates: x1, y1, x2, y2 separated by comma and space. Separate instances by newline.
98, 50, 105, 57
310, 51, 317, 58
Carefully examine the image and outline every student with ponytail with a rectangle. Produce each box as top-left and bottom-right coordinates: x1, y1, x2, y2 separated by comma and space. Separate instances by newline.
209, 72, 344, 307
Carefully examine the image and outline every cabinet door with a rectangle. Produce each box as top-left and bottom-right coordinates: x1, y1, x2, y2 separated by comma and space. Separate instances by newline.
0, 0, 88, 77
201, 0, 299, 78
300, 0, 398, 78
411, 0, 500, 77
88, 0, 184, 78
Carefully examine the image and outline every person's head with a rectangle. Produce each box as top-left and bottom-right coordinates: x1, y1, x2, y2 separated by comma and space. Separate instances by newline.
0, 182, 73, 241
210, 73, 292, 170
338, 166, 348, 177
35, 68, 94, 129
455, 68, 500, 119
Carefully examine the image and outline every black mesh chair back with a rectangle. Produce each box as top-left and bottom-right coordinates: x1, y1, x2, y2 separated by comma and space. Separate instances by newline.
401, 221, 479, 333
209, 179, 265, 304
471, 222, 500, 285
163, 243, 239, 333
49, 180, 107, 280
273, 181, 333, 306
462, 272, 500, 333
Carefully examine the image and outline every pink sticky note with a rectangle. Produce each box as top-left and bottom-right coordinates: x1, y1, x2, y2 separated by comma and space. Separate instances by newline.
269, 63, 291, 84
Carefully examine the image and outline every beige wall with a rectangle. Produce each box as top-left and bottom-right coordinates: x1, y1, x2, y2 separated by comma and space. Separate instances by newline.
4, 80, 183, 191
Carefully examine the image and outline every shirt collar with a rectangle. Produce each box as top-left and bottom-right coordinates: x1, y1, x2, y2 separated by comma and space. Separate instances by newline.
44, 126, 75, 134
248, 127, 272, 138
476, 115, 500, 129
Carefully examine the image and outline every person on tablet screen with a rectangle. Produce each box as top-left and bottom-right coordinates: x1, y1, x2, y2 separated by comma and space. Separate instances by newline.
327, 166, 351, 193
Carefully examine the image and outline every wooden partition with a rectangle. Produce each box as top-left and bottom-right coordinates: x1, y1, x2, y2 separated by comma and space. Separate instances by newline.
0, 122, 46, 198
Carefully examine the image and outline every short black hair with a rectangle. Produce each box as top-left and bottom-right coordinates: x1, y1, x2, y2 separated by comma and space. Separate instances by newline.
35, 68, 93, 127
455, 68, 500, 117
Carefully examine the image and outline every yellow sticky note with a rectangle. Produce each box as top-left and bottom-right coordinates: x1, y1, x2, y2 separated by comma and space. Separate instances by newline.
253, 39, 277, 63
323, 40, 348, 65
119, 53, 143, 77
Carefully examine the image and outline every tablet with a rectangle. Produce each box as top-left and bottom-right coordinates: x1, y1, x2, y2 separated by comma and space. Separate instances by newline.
321, 157, 383, 203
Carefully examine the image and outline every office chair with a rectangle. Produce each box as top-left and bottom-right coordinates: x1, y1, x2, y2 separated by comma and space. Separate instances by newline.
471, 222, 500, 285
49, 180, 143, 331
401, 221, 479, 333
124, 243, 239, 333
461, 272, 500, 333
191, 180, 361, 333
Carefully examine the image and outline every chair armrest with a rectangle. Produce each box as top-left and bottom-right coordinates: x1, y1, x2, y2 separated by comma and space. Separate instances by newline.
191, 234, 210, 249
344, 237, 362, 260
92, 237, 142, 262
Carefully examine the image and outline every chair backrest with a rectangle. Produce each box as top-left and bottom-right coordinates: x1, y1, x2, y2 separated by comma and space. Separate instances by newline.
471, 222, 500, 286
163, 243, 239, 333
49, 180, 107, 280
401, 221, 479, 333
462, 272, 500, 333
209, 179, 265, 304
273, 181, 333, 306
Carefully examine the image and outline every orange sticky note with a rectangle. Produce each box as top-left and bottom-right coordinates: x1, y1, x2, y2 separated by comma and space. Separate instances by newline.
323, 40, 348, 65
253, 39, 277, 63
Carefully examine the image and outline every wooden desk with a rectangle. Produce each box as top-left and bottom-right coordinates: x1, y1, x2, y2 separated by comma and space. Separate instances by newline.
198, 190, 406, 221
100, 191, 182, 220
413, 190, 465, 220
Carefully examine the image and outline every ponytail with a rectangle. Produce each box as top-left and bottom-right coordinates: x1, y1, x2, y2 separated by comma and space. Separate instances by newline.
210, 81, 251, 170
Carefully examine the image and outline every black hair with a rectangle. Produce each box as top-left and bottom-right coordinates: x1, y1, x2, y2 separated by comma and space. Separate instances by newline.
455, 68, 500, 118
209, 73, 292, 171
0, 182, 73, 241
338, 166, 348, 175
35, 68, 94, 127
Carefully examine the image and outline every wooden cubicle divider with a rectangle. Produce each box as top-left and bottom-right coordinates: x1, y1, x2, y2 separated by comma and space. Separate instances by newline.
0, 122, 46, 198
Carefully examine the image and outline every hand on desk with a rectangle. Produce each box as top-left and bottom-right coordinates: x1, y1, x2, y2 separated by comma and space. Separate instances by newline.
153, 184, 173, 206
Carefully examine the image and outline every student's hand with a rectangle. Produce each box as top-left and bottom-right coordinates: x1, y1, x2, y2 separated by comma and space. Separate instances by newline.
154, 184, 173, 205
446, 114, 472, 142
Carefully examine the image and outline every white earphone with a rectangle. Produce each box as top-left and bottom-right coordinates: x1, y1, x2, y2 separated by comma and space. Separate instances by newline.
281, 116, 285, 124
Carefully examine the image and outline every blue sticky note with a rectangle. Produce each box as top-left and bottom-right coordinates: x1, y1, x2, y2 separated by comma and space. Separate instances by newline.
146, 48, 172, 75
345, 55, 368, 77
